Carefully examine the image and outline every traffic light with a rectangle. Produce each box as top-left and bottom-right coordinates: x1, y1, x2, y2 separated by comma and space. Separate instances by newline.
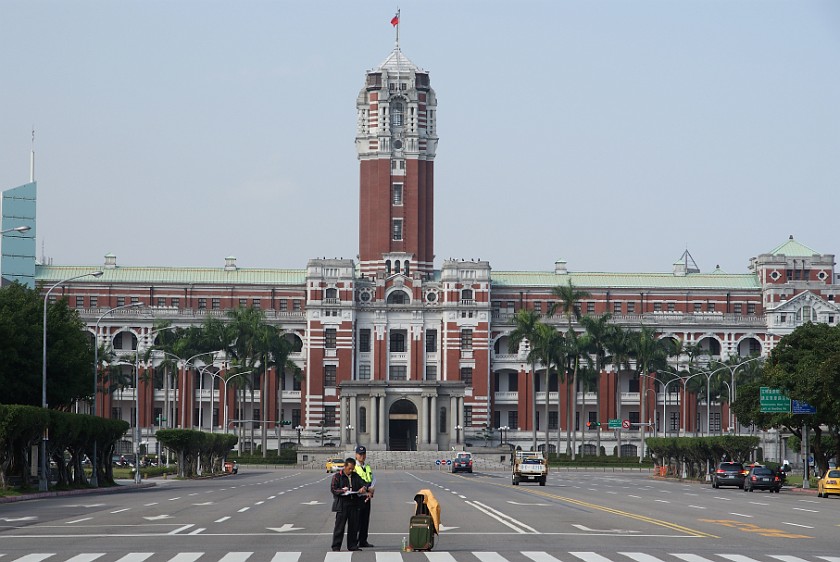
586, 421, 601, 429
281, 420, 291, 426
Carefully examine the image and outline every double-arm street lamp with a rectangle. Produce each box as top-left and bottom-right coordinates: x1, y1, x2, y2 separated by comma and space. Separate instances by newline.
708, 356, 763, 433
499, 426, 510, 446
295, 425, 303, 445
41, 271, 103, 491
90, 302, 144, 486
219, 370, 254, 433
345, 424, 354, 445
455, 425, 463, 445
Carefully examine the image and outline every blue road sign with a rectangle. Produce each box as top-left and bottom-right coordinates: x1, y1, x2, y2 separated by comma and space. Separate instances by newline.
435, 459, 441, 465
792, 400, 816, 414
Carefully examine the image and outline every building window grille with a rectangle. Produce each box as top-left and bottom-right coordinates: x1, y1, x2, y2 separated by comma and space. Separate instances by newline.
324, 406, 336, 427
117, 297, 125, 307
747, 303, 756, 314
460, 329, 473, 350
464, 406, 473, 426
653, 302, 662, 312
392, 219, 403, 241
90, 296, 98, 307
587, 302, 595, 314
324, 365, 337, 387
198, 298, 207, 310
627, 302, 635, 313
359, 329, 371, 353
389, 365, 407, 381
280, 299, 288, 312
157, 297, 166, 307
212, 298, 220, 309
734, 303, 742, 314
667, 302, 675, 312
425, 329, 437, 352
358, 364, 371, 380
707, 302, 716, 312
389, 330, 407, 352
425, 365, 437, 380
549, 411, 558, 430
253, 299, 261, 309
76, 296, 84, 308
534, 301, 542, 313
171, 297, 180, 308
131, 297, 139, 305
460, 367, 473, 386
325, 329, 337, 349
239, 298, 248, 308
613, 301, 622, 314
392, 183, 403, 205
693, 303, 702, 312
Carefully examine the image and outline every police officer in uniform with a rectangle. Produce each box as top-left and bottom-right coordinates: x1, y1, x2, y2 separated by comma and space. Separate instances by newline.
354, 445, 376, 548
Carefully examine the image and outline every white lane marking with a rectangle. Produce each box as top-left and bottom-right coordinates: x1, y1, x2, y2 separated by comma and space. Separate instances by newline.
12, 557, 55, 562
713, 497, 732, 501
168, 524, 195, 535
748, 502, 769, 506
687, 505, 706, 510
782, 521, 814, 529
165, 554, 203, 562
167, 497, 181, 501
65, 554, 105, 562
268, 496, 276, 500
771, 556, 816, 562
324, 553, 352, 562
238, 507, 250, 513
110, 508, 130, 514
719, 556, 765, 562
374, 553, 403, 562
620, 553, 668, 562
571, 553, 614, 562
270, 555, 301, 562
473, 554, 508, 562
684, 493, 698, 496
459, 495, 467, 498
215, 516, 231, 523
189, 493, 198, 496
255, 501, 265, 505
188, 528, 206, 535
672, 554, 717, 562
424, 554, 457, 562
817, 558, 840, 562
792, 507, 819, 513
654, 500, 670, 504
217, 553, 251, 562
523, 553, 563, 562
113, 554, 154, 562
144, 503, 158, 507
798, 499, 819, 503
628, 495, 642, 499
66, 518, 93, 524
728, 513, 753, 518
467, 501, 539, 534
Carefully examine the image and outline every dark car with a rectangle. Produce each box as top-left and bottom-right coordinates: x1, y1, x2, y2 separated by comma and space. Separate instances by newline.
744, 466, 782, 492
712, 461, 746, 489
451, 452, 473, 473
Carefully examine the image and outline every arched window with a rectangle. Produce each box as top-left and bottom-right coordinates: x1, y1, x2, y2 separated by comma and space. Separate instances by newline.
324, 288, 337, 301
387, 291, 409, 305
461, 289, 474, 301
404, 261, 410, 276
385, 260, 391, 274
394, 260, 400, 274
389, 330, 407, 353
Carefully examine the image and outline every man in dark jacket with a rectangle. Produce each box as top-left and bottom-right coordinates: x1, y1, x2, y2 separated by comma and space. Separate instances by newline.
330, 458, 367, 551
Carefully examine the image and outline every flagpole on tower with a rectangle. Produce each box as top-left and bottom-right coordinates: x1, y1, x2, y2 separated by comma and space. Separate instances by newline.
392, 9, 400, 50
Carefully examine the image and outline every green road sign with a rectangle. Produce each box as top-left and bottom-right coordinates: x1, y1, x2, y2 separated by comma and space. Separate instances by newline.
608, 418, 621, 429
760, 387, 791, 413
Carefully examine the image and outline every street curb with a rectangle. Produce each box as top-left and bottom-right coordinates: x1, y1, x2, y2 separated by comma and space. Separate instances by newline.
0, 482, 156, 504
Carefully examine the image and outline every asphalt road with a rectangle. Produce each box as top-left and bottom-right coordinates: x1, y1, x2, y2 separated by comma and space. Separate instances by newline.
1, 467, 838, 562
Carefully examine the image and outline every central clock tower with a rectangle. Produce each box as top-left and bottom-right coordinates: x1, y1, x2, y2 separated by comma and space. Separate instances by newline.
356, 47, 438, 278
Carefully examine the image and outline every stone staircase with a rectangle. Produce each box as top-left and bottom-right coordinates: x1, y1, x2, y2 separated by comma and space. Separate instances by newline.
304, 449, 511, 471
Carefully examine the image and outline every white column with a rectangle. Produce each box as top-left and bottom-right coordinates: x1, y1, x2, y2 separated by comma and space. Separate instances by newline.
421, 396, 429, 445
373, 396, 379, 445
349, 396, 357, 444
378, 395, 386, 447
430, 395, 438, 448
449, 396, 457, 441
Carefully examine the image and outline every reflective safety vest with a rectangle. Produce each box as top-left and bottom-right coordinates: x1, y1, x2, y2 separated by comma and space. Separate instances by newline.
355, 462, 373, 483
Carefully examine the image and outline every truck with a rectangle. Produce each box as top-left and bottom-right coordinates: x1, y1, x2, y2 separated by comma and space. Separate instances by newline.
512, 450, 548, 486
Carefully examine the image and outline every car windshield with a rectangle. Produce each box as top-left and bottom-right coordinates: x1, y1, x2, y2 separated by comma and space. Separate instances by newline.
331, 458, 343, 464
456, 454, 470, 461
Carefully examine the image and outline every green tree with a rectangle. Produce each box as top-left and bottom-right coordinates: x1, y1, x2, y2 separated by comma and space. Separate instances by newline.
579, 313, 612, 456
530, 323, 564, 453
548, 280, 591, 458
0, 282, 93, 408
508, 309, 542, 452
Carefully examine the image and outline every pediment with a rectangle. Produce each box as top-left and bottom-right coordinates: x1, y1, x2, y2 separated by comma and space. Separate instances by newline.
769, 290, 840, 314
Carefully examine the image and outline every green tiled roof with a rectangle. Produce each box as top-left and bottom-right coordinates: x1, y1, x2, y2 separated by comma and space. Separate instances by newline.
35, 265, 307, 286
768, 237, 819, 257
491, 271, 760, 290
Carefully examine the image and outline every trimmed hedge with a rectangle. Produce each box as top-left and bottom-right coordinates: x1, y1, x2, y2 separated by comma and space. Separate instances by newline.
155, 429, 237, 477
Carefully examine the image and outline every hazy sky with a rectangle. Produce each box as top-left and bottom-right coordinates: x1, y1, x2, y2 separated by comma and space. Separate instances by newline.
2, 1, 838, 275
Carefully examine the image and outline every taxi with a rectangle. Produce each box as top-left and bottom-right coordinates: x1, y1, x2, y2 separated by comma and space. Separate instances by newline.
817, 468, 840, 498
325, 457, 345, 473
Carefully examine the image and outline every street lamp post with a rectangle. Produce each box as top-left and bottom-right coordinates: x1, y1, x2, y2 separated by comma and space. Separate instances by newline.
499, 426, 510, 446
41, 271, 103, 491
295, 425, 303, 445
455, 425, 463, 445
221, 371, 254, 433
91, 302, 144, 487
345, 424, 354, 445
709, 356, 763, 433
1, 225, 31, 234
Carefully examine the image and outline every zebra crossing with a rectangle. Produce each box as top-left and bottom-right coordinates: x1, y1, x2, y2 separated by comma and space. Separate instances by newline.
0, 552, 839, 562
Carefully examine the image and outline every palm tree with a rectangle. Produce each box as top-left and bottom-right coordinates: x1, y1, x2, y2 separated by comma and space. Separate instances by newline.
530, 323, 564, 454
630, 326, 669, 455
508, 309, 542, 452
579, 313, 612, 456
548, 280, 590, 458
606, 325, 633, 456
563, 328, 586, 459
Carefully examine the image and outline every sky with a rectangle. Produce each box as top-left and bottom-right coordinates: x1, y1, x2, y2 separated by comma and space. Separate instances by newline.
2, 1, 839, 275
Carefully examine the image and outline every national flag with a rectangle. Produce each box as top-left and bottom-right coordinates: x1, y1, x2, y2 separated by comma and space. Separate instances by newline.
391, 12, 400, 27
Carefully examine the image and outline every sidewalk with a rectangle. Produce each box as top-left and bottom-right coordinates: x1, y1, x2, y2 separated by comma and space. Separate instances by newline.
0, 481, 156, 504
